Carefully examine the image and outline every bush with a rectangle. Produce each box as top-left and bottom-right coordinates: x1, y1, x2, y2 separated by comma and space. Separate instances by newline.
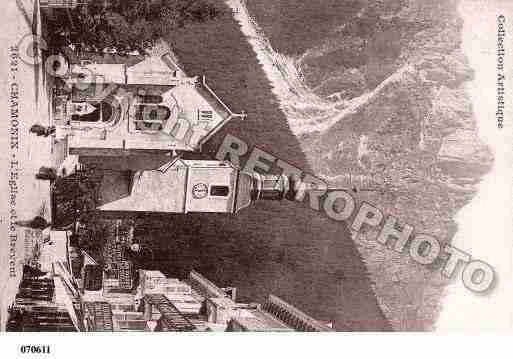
52, 168, 103, 228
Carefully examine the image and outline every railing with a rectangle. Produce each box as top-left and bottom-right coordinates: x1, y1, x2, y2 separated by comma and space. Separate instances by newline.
143, 294, 195, 332
188, 270, 227, 299
262, 295, 332, 332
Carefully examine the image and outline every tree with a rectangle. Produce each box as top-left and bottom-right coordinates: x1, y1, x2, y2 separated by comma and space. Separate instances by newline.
45, 0, 225, 53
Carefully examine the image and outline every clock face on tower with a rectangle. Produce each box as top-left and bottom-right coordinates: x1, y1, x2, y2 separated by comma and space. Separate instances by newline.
192, 183, 208, 199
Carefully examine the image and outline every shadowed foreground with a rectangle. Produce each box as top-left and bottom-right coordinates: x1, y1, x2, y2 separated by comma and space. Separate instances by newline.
122, 4, 391, 330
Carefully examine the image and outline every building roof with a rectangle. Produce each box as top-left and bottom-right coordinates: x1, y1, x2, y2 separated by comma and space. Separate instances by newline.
82, 251, 98, 266
98, 161, 186, 212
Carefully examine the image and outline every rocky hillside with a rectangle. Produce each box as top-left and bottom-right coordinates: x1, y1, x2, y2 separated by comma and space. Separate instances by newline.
246, 0, 493, 330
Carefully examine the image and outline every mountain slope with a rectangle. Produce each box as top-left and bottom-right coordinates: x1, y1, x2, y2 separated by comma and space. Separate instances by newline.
243, 0, 493, 329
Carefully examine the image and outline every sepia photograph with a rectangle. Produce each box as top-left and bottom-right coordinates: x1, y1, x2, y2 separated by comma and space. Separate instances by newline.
0, 0, 512, 357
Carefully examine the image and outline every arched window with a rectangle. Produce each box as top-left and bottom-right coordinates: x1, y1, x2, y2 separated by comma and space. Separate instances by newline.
134, 105, 172, 131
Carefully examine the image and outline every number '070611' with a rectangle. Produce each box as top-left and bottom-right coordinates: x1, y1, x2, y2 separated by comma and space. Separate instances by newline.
20, 345, 51, 354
